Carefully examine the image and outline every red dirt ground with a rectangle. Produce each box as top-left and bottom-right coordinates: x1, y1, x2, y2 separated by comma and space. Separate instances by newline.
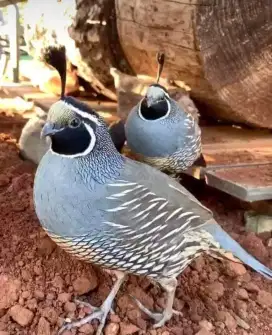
0, 113, 272, 335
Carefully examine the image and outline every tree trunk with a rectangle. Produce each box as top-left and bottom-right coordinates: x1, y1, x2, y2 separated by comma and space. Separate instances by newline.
22, 0, 272, 128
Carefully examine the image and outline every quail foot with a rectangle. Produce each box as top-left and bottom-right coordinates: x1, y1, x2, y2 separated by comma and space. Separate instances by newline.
59, 271, 126, 334
34, 47, 272, 335
124, 52, 202, 177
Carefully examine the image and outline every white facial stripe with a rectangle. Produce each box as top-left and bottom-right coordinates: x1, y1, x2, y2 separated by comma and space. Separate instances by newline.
157, 86, 170, 98
50, 123, 96, 159
164, 91, 170, 98
62, 101, 101, 126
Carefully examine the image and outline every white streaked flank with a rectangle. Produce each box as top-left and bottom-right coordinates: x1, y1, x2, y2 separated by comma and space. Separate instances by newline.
131, 203, 158, 219
165, 207, 183, 222
140, 211, 168, 229
108, 182, 137, 187
158, 201, 169, 211
104, 221, 128, 229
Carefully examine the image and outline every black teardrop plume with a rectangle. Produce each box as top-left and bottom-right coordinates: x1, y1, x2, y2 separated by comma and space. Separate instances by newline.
43, 45, 67, 98
156, 51, 165, 83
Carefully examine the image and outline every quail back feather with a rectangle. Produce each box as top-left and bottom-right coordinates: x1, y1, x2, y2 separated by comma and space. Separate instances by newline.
33, 47, 272, 335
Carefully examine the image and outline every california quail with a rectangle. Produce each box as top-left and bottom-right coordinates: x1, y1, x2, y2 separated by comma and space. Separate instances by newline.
124, 52, 202, 176
33, 47, 272, 335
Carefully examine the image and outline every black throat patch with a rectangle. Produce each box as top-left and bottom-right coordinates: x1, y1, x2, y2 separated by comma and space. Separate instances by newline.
140, 98, 169, 120
51, 123, 92, 156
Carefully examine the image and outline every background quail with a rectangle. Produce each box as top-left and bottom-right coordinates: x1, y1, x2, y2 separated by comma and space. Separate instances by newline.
33, 46, 272, 335
124, 52, 202, 176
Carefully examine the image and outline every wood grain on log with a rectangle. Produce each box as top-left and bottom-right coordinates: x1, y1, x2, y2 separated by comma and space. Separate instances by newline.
116, 0, 272, 128
68, 0, 134, 100
197, 1, 272, 127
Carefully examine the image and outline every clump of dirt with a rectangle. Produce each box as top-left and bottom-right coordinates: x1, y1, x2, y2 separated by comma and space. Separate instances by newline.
0, 113, 272, 335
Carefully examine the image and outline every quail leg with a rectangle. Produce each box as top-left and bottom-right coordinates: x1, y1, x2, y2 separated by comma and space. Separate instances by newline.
131, 278, 180, 328
58, 271, 126, 335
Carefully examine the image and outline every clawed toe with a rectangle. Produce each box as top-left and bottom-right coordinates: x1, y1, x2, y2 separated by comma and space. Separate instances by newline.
58, 308, 105, 335
129, 294, 163, 322
58, 298, 111, 335
130, 294, 181, 328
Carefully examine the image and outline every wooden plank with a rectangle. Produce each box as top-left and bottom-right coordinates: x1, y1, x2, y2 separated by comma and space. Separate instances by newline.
1, 82, 45, 99
199, 126, 272, 167
201, 126, 272, 148
202, 149, 272, 167
2, 82, 118, 110
204, 165, 272, 202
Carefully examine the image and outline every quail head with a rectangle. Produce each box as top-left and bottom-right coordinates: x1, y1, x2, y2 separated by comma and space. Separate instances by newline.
124, 52, 202, 176
34, 48, 272, 335
41, 45, 126, 154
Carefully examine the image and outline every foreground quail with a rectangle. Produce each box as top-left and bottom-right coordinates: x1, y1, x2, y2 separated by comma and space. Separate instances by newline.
125, 53, 202, 176
33, 47, 272, 335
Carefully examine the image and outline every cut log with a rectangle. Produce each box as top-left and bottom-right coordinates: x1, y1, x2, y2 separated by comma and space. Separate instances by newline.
22, 0, 272, 128
116, 0, 272, 128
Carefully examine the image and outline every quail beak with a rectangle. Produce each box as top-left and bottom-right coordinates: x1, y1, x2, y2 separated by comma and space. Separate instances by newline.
41, 122, 62, 138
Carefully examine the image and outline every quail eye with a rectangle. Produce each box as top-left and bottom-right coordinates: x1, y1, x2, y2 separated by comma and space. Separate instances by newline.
69, 118, 81, 128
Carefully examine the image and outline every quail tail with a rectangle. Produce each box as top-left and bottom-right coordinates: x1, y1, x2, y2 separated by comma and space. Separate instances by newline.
204, 220, 272, 280
58, 271, 126, 335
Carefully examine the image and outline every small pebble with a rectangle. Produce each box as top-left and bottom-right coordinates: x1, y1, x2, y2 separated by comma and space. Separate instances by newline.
195, 329, 214, 335
9, 305, 34, 326
34, 290, 45, 301
73, 276, 97, 295
119, 322, 139, 335
236, 288, 249, 300
37, 317, 51, 335
104, 322, 119, 335
257, 290, 272, 307
199, 320, 214, 331
64, 302, 77, 313
78, 324, 94, 334
58, 292, 71, 303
